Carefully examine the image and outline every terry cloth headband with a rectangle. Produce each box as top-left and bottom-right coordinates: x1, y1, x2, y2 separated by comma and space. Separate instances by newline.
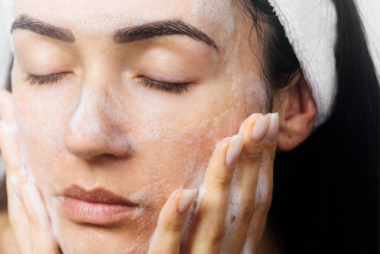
1, 0, 337, 126
267, 0, 337, 126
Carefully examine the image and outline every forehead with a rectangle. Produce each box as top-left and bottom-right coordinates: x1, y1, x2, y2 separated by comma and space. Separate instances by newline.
15, 0, 236, 40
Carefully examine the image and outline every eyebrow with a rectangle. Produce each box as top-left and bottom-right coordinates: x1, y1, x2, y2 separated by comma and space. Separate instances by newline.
12, 15, 218, 51
12, 15, 75, 43
114, 20, 218, 50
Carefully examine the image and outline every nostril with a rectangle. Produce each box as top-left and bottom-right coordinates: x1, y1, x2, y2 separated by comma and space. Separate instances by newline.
63, 131, 108, 160
63, 127, 135, 160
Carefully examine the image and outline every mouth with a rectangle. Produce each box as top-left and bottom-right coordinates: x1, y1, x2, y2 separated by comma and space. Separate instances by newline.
58, 185, 140, 225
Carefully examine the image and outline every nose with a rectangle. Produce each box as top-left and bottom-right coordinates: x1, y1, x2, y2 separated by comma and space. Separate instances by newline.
63, 87, 133, 160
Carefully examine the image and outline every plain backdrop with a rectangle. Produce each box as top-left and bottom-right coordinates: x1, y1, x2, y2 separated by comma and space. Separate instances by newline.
0, 0, 379, 180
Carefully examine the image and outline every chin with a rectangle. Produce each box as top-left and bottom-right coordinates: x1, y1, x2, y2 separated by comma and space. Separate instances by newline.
54, 216, 154, 254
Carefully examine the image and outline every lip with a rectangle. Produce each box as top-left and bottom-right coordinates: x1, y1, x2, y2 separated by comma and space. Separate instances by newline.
59, 185, 139, 225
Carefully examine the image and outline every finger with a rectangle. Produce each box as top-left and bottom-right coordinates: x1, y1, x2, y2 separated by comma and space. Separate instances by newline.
0, 120, 33, 254
0, 120, 22, 175
243, 113, 279, 253
7, 175, 32, 254
0, 90, 16, 124
187, 135, 244, 254
223, 113, 272, 253
16, 179, 60, 254
149, 189, 197, 254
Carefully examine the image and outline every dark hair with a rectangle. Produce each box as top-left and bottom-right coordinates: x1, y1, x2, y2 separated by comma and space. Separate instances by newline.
240, 0, 379, 253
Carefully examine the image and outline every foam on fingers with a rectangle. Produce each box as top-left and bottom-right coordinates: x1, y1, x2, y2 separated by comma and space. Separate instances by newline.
0, 120, 21, 173
19, 180, 49, 228
0, 90, 15, 123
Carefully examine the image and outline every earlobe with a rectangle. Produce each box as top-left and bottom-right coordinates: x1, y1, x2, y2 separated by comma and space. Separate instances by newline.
273, 73, 317, 151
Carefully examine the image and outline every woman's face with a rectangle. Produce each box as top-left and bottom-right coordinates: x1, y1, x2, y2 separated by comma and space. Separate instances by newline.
11, 0, 267, 253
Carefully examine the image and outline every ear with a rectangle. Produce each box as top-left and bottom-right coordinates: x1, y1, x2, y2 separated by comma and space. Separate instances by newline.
272, 72, 317, 151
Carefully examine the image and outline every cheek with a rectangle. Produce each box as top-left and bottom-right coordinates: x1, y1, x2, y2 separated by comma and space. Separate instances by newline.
13, 76, 262, 179
13, 77, 75, 184
12, 70, 265, 253
13, 69, 264, 200
126, 80, 261, 194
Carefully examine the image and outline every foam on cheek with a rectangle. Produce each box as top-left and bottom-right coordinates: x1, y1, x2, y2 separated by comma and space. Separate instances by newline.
226, 40, 269, 115
136, 108, 241, 250
124, 181, 178, 253
133, 81, 264, 252
13, 79, 75, 181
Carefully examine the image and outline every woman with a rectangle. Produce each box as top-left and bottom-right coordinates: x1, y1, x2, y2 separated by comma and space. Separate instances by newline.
0, 0, 378, 253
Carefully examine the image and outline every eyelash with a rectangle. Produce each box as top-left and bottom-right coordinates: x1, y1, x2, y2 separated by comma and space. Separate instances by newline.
26, 73, 68, 85
26, 73, 191, 94
139, 77, 190, 94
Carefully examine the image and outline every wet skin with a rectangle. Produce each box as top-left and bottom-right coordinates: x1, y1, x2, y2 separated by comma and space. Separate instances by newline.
11, 0, 268, 253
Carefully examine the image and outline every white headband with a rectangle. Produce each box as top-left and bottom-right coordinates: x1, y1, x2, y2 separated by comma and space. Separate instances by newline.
267, 0, 337, 126
1, 0, 337, 126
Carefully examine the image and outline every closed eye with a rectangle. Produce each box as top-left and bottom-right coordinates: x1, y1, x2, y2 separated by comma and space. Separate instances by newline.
26, 73, 69, 85
139, 76, 191, 94
26, 73, 191, 94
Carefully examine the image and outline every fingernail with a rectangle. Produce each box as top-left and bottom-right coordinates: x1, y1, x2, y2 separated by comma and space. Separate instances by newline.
225, 134, 244, 169
266, 113, 279, 143
10, 175, 22, 201
251, 114, 271, 143
178, 189, 197, 214
239, 113, 260, 133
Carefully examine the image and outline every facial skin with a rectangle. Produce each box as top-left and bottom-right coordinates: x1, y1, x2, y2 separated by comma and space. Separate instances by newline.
9, 0, 285, 253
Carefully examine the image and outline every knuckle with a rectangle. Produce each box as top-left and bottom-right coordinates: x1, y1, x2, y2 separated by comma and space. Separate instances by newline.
8, 211, 29, 230
8, 215, 18, 227
163, 220, 183, 234
242, 148, 263, 162
241, 199, 255, 223
211, 174, 232, 189
207, 222, 226, 244
255, 196, 273, 214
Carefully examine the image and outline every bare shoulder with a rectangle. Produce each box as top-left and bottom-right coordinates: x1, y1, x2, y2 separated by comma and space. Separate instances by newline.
0, 211, 19, 254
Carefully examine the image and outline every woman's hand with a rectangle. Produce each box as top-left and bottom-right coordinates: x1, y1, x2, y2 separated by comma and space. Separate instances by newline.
0, 90, 60, 254
149, 112, 279, 254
